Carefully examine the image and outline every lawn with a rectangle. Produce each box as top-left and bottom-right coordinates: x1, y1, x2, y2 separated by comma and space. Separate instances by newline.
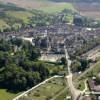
77, 80, 85, 91
18, 77, 66, 100
0, 89, 22, 100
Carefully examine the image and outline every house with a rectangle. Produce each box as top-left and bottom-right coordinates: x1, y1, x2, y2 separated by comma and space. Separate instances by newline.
87, 78, 100, 92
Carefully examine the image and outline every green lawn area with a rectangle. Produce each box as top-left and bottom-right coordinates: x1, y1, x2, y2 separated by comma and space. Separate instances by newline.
19, 77, 67, 100
77, 80, 85, 91
38, 3, 74, 13
0, 89, 22, 100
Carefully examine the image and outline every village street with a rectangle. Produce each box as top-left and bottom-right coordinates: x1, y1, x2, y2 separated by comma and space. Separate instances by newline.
64, 46, 82, 100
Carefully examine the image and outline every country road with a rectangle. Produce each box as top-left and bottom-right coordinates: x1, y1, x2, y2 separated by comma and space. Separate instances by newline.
64, 46, 82, 100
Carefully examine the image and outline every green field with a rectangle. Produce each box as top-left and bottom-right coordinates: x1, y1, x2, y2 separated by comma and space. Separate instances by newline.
19, 77, 67, 100
0, 20, 8, 31
6, 11, 33, 24
0, 89, 22, 100
38, 3, 74, 13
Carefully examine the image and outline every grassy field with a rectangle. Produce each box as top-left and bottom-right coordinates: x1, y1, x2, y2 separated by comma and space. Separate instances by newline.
6, 11, 33, 24
0, 89, 22, 100
19, 77, 67, 100
38, 3, 74, 13
77, 80, 85, 91
0, 19, 9, 31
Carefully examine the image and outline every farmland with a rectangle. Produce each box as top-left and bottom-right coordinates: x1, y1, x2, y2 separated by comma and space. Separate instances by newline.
18, 77, 67, 100
0, 0, 74, 13
73, 3, 100, 19
1, 0, 100, 19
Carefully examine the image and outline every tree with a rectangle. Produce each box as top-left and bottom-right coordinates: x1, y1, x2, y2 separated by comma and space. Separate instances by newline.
29, 48, 41, 60
34, 62, 50, 80
61, 57, 67, 65
27, 72, 40, 87
80, 59, 89, 71
73, 16, 83, 26
10, 38, 23, 47
71, 60, 81, 72
96, 74, 100, 84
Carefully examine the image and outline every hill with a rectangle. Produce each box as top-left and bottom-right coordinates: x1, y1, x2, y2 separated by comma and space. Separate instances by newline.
0, 0, 75, 32
0, 0, 74, 12
0, 0, 100, 19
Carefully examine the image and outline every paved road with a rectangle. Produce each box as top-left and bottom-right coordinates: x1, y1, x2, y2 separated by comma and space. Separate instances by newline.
64, 46, 82, 100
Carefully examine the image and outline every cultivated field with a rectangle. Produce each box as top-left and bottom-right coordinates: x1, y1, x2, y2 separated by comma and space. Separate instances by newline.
73, 3, 100, 19
18, 77, 67, 100
1, 0, 100, 19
